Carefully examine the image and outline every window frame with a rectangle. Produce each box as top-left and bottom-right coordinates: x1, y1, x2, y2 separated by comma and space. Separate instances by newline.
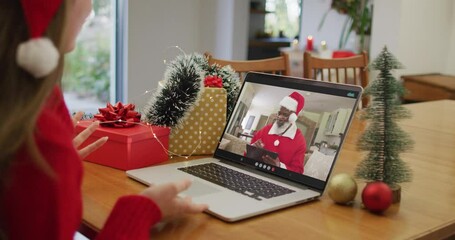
113, 0, 128, 103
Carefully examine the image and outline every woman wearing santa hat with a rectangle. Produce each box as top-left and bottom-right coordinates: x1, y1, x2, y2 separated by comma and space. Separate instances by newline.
0, 1, 207, 239
251, 92, 307, 174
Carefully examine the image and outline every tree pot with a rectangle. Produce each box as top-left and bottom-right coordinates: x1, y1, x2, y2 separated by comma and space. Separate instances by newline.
391, 184, 401, 204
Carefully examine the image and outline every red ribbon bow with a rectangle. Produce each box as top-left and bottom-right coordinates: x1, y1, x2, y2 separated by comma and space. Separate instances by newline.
94, 102, 141, 128
204, 75, 223, 88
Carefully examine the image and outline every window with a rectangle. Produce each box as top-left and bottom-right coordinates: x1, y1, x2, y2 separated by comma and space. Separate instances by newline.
264, 0, 302, 39
63, 0, 125, 114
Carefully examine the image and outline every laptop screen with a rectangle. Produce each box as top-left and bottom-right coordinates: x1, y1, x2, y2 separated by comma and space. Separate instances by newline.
214, 72, 362, 192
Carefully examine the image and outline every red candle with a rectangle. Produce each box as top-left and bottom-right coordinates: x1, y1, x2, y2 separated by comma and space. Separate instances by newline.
306, 35, 313, 51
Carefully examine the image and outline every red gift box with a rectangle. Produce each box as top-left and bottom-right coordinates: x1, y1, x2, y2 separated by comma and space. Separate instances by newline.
75, 120, 170, 170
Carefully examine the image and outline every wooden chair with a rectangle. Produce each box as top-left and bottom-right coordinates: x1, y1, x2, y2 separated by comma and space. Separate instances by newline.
303, 51, 369, 107
204, 52, 290, 81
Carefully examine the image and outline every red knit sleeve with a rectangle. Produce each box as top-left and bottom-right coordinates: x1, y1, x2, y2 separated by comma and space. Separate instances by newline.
95, 195, 162, 240
250, 125, 267, 145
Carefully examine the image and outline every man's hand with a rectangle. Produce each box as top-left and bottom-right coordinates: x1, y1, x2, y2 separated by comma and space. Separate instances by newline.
262, 155, 280, 167
252, 139, 280, 166
72, 111, 108, 159
252, 139, 264, 148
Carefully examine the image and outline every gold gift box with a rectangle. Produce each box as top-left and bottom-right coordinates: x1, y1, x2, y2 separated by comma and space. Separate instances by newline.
169, 87, 227, 155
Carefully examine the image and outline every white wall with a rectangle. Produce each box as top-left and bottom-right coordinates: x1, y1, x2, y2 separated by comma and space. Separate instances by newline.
201, 0, 249, 60
127, 0, 248, 109
369, 0, 402, 61
446, 2, 455, 75
128, 0, 201, 109
201, 0, 234, 59
232, 1, 249, 60
371, 0, 454, 76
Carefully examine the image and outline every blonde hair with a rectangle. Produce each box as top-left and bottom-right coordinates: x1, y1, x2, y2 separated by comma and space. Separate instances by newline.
0, 0, 67, 184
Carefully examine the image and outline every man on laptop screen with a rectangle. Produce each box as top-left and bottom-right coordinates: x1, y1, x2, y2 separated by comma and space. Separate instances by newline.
249, 92, 306, 174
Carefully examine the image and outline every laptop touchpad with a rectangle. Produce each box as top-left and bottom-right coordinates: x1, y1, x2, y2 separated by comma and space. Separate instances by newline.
182, 180, 221, 197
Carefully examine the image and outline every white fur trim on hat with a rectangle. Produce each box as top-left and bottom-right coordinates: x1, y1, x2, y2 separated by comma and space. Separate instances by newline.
280, 96, 298, 112
16, 37, 59, 78
288, 113, 297, 123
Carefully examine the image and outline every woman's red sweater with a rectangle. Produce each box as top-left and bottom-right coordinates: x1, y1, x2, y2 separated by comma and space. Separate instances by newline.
1, 87, 161, 240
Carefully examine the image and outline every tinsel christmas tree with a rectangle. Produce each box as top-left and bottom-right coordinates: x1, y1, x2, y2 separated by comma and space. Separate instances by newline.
144, 53, 204, 128
144, 52, 240, 128
355, 46, 413, 187
203, 63, 240, 118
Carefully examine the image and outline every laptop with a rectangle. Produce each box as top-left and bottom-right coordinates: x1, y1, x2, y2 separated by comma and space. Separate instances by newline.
127, 72, 362, 222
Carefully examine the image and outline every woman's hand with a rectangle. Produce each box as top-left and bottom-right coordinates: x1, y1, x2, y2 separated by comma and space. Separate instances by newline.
140, 179, 208, 221
72, 111, 108, 159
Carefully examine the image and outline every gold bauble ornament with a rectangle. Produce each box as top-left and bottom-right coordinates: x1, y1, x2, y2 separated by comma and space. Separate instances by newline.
327, 173, 358, 204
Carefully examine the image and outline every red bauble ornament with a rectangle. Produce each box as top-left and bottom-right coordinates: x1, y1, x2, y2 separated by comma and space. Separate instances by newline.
361, 182, 393, 213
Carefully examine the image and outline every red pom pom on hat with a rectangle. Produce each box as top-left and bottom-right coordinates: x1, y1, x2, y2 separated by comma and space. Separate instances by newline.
16, 0, 63, 78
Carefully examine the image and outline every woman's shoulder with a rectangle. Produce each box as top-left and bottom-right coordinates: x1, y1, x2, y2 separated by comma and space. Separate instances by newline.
36, 86, 75, 147
39, 86, 73, 129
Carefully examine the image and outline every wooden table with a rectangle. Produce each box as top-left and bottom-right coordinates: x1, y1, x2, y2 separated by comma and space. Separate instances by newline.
402, 74, 455, 102
81, 100, 455, 240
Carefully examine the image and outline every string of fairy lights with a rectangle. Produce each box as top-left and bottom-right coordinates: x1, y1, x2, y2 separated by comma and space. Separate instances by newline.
78, 94, 223, 160
77, 46, 232, 160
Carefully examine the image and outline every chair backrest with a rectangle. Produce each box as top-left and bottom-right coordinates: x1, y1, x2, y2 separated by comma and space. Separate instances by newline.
204, 52, 290, 81
303, 51, 369, 107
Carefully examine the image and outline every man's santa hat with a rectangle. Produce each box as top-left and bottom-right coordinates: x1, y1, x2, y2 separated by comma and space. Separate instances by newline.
279, 91, 305, 123
16, 0, 63, 78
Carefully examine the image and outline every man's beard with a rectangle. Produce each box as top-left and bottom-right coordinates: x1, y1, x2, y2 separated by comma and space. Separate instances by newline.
276, 120, 284, 127
276, 119, 287, 127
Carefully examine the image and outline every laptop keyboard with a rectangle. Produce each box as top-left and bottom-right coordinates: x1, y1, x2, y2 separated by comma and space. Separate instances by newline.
178, 163, 295, 201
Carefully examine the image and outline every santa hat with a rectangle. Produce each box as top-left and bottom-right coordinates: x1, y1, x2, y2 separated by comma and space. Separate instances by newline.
16, 0, 63, 78
279, 91, 305, 123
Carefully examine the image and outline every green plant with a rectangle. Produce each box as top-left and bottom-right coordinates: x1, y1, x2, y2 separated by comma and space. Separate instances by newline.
63, 36, 110, 102
318, 0, 373, 51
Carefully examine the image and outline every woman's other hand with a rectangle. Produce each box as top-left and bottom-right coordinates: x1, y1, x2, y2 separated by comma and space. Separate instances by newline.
72, 111, 108, 159
141, 179, 208, 221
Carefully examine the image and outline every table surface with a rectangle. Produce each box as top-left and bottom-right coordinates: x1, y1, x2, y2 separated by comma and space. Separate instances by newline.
402, 74, 455, 90
81, 100, 455, 240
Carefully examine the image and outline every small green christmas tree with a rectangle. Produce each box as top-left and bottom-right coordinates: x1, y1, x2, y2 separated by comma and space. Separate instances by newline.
355, 46, 414, 187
